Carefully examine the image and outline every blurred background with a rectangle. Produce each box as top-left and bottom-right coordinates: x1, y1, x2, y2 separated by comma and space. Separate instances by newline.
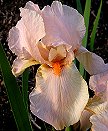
0, 0, 108, 130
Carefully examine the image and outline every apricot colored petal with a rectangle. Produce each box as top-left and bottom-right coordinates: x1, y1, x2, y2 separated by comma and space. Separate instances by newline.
8, 8, 45, 61
12, 58, 38, 77
37, 42, 49, 61
63, 51, 74, 66
76, 46, 108, 75
42, 1, 85, 50
48, 45, 66, 62
29, 63, 89, 130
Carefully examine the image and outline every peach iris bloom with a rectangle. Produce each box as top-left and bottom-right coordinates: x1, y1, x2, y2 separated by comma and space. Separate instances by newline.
8, 1, 90, 130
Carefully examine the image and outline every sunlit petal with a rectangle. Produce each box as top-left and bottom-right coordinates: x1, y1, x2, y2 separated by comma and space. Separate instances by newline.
86, 95, 108, 115
80, 99, 108, 131
12, 58, 38, 76
89, 71, 108, 100
24, 1, 41, 13
76, 46, 108, 75
48, 45, 66, 62
62, 51, 74, 66
48, 48, 58, 62
29, 63, 89, 130
42, 1, 85, 50
90, 102, 108, 131
8, 8, 45, 62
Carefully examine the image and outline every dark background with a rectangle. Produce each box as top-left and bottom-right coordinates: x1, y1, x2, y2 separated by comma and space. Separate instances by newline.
0, 0, 108, 130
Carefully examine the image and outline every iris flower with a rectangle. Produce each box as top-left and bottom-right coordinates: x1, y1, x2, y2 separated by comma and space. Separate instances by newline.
81, 101, 108, 131
80, 97, 108, 131
80, 65, 108, 131
90, 102, 108, 131
8, 1, 108, 130
89, 69, 108, 131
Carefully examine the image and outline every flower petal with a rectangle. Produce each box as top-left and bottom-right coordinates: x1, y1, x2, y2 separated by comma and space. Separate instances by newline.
24, 1, 41, 13
89, 71, 108, 100
80, 110, 92, 131
8, 8, 45, 62
42, 1, 85, 50
76, 46, 108, 75
29, 63, 89, 130
12, 58, 38, 76
48, 45, 66, 62
86, 95, 108, 114
90, 102, 108, 131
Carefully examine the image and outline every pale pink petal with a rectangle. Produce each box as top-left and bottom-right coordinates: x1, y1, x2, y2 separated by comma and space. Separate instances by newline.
8, 8, 45, 62
24, 1, 41, 13
8, 27, 21, 56
89, 70, 108, 98
80, 110, 92, 131
76, 46, 108, 75
90, 103, 108, 131
86, 95, 108, 115
19, 8, 45, 44
81, 99, 108, 131
42, 1, 85, 50
12, 58, 38, 76
29, 63, 89, 130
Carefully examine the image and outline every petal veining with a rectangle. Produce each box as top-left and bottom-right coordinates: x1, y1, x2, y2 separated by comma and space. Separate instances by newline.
42, 1, 85, 50
90, 102, 108, 131
24, 1, 41, 13
76, 46, 108, 75
89, 70, 108, 95
48, 45, 66, 62
8, 8, 45, 62
29, 63, 89, 130
12, 58, 38, 76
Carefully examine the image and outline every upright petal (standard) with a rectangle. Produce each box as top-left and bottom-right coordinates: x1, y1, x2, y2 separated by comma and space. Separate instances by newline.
42, 1, 85, 50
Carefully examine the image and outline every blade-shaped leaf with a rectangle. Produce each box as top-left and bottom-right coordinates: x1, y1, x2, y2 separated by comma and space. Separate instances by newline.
65, 122, 80, 131
82, 0, 91, 47
65, 126, 73, 131
90, 0, 102, 51
0, 43, 33, 131
22, 68, 29, 110
79, 0, 91, 76
76, 0, 83, 14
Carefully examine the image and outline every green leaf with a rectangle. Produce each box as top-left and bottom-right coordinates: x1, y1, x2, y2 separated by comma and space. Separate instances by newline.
82, 0, 91, 47
22, 68, 29, 110
0, 43, 33, 131
76, 0, 83, 14
65, 126, 73, 131
90, 0, 103, 51
65, 122, 80, 131
79, 0, 91, 76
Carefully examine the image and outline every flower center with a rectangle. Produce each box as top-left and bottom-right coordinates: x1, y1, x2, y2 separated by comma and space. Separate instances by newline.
52, 62, 61, 76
